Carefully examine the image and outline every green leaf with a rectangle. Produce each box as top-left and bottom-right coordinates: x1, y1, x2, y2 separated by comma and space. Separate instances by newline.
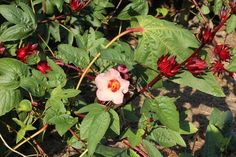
51, 0, 64, 12
0, 58, 29, 89
226, 15, 236, 34
18, 2, 37, 28
131, 15, 199, 69
17, 99, 32, 112
88, 111, 111, 156
57, 44, 90, 69
46, 58, 67, 88
117, 0, 149, 20
109, 109, 120, 135
49, 22, 61, 42
0, 3, 36, 42
0, 24, 32, 42
49, 114, 78, 136
50, 85, 80, 100
80, 110, 102, 140
149, 128, 186, 147
179, 153, 194, 157
179, 121, 198, 135
122, 128, 145, 147
209, 108, 233, 133
171, 71, 225, 97
44, 99, 77, 136
156, 7, 169, 17
213, 0, 223, 15
145, 96, 180, 131
227, 56, 236, 72
100, 42, 135, 69
95, 144, 128, 157
201, 5, 210, 15
20, 69, 47, 97
202, 124, 229, 157
143, 140, 163, 157
0, 5, 24, 24
13, 118, 36, 143
75, 103, 104, 114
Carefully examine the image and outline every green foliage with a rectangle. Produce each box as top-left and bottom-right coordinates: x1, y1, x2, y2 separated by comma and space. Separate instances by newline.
131, 15, 199, 69
171, 71, 225, 97
226, 15, 236, 34
13, 118, 36, 143
117, 0, 149, 20
0, 89, 21, 116
143, 140, 163, 157
148, 128, 186, 147
17, 99, 32, 112
213, 0, 223, 15
0, 3, 37, 41
143, 96, 180, 131
227, 56, 236, 72
88, 111, 111, 156
57, 44, 90, 69
202, 108, 234, 157
95, 144, 128, 157
122, 128, 145, 147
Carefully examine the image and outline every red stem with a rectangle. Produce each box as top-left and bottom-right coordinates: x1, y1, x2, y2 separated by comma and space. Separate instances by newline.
123, 140, 148, 157
56, 60, 95, 80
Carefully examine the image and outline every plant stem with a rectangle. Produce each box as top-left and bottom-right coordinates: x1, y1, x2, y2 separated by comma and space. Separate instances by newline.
0, 134, 27, 157
37, 34, 55, 57
69, 128, 81, 141
123, 140, 148, 157
75, 27, 144, 90
6, 124, 49, 157
79, 149, 88, 157
191, 0, 207, 23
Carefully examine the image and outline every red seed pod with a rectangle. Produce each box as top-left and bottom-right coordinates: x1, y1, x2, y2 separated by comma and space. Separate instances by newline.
69, 0, 84, 11
16, 43, 38, 62
214, 44, 231, 61
200, 26, 213, 44
219, 6, 228, 21
37, 61, 51, 74
157, 54, 180, 77
211, 60, 225, 75
185, 56, 207, 75
0, 43, 5, 55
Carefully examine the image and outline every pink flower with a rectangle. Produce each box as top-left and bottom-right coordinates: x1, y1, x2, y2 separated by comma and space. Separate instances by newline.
95, 68, 130, 104
214, 44, 231, 61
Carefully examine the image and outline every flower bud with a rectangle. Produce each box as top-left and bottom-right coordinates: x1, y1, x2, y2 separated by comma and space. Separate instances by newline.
200, 26, 213, 44
0, 43, 5, 55
185, 56, 207, 75
37, 61, 51, 74
219, 6, 228, 21
16, 43, 38, 62
69, 0, 84, 11
157, 54, 180, 77
214, 44, 231, 61
211, 61, 225, 75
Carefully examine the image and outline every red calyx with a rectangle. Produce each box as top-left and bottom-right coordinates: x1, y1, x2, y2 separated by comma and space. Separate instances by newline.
219, 6, 228, 21
0, 43, 5, 55
16, 43, 38, 62
214, 44, 231, 61
157, 54, 180, 77
200, 26, 213, 44
37, 61, 51, 74
69, 0, 84, 11
211, 61, 225, 75
185, 56, 207, 75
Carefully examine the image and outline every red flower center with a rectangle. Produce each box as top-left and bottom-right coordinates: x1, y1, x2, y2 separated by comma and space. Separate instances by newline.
108, 79, 121, 92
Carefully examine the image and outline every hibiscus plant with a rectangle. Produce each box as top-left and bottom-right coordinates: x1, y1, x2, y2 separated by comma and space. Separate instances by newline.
0, 0, 236, 157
